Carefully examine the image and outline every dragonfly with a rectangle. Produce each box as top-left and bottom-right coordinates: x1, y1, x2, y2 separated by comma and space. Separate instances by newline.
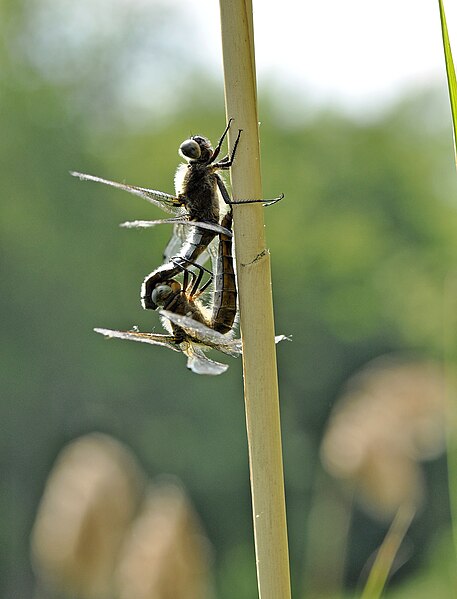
71, 119, 284, 311
94, 212, 241, 375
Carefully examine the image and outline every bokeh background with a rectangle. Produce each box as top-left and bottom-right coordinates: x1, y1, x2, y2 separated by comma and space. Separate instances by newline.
3, 0, 457, 597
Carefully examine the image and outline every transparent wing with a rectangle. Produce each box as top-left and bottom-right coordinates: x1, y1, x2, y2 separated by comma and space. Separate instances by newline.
184, 344, 229, 375
163, 228, 186, 262
120, 217, 227, 267
275, 334, 292, 344
160, 310, 242, 356
203, 236, 219, 267
120, 219, 224, 268
120, 218, 232, 237
94, 327, 229, 375
71, 171, 185, 216
94, 327, 182, 352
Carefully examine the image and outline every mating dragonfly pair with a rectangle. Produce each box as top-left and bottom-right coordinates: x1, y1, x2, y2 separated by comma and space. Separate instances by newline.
72, 120, 285, 375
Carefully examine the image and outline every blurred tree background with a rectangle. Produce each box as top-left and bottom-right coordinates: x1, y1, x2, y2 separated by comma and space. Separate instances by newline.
2, 1, 457, 598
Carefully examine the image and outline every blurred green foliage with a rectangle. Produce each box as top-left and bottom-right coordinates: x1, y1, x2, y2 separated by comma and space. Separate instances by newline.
2, 1, 457, 598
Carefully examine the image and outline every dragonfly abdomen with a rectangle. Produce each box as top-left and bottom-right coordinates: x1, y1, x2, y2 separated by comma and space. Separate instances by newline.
172, 226, 216, 270
210, 212, 237, 334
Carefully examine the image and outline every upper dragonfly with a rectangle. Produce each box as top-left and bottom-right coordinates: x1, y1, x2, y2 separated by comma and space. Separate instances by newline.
71, 120, 283, 311
95, 212, 241, 375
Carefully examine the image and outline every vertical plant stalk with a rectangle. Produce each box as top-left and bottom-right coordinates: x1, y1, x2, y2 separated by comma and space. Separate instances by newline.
219, 2, 291, 598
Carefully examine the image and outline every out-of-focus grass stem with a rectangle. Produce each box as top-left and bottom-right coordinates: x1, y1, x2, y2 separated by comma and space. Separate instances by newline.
360, 504, 415, 599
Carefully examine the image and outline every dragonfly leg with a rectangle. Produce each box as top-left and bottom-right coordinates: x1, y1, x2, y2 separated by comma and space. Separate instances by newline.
230, 193, 285, 206
214, 128, 242, 168
181, 268, 199, 298
216, 175, 284, 206
172, 256, 213, 298
180, 267, 204, 298
182, 269, 190, 294
210, 118, 234, 163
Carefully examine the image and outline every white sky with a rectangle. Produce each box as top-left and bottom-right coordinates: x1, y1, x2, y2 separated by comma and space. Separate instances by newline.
173, 0, 457, 117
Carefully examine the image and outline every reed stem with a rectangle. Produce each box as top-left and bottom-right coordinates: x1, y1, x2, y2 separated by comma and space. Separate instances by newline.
218, 2, 291, 598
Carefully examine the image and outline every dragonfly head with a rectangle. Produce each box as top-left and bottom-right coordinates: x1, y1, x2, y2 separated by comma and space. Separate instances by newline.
150, 280, 182, 310
179, 135, 212, 163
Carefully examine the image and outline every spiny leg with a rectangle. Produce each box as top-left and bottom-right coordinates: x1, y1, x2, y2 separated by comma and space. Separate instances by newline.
229, 193, 284, 206
216, 175, 284, 207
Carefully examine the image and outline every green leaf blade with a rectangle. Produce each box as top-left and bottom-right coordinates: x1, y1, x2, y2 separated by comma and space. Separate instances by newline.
438, 0, 457, 169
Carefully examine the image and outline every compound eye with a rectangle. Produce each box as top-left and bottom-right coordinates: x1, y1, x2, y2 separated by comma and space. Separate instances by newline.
151, 284, 173, 306
179, 139, 201, 160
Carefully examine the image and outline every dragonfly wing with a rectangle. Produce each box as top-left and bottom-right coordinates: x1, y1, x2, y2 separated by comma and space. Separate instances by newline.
120, 219, 232, 236
94, 327, 182, 352
71, 171, 184, 216
213, 337, 242, 356
160, 311, 242, 357
120, 218, 184, 229
275, 334, 292, 344
205, 235, 219, 265
184, 344, 229, 375
120, 218, 228, 270
163, 228, 186, 262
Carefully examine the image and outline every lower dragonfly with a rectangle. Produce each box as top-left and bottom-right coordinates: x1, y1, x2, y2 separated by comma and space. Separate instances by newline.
95, 212, 242, 375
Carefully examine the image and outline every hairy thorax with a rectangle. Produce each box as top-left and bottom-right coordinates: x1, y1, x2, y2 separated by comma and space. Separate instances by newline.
176, 163, 220, 224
